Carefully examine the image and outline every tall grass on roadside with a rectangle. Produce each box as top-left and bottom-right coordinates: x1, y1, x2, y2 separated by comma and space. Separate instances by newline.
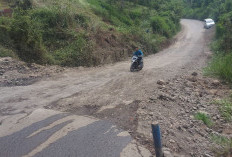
205, 53, 232, 83
211, 134, 232, 157
213, 99, 232, 122
0, 45, 16, 57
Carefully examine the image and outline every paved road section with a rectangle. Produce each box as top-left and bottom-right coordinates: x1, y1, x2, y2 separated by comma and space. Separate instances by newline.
0, 109, 152, 157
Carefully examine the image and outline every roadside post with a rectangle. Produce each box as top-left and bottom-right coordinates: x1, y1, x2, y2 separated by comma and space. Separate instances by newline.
151, 122, 164, 157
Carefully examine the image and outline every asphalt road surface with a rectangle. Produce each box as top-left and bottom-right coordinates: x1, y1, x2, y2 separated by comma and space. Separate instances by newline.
0, 109, 151, 157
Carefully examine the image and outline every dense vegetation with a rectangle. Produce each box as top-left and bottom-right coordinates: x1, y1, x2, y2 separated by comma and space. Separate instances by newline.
0, 0, 183, 66
183, 0, 232, 83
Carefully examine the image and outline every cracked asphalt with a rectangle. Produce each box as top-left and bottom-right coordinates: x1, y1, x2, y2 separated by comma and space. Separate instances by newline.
0, 109, 151, 157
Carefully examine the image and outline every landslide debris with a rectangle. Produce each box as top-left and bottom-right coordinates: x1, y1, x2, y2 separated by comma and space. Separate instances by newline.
137, 73, 232, 156
45, 70, 232, 156
0, 57, 64, 87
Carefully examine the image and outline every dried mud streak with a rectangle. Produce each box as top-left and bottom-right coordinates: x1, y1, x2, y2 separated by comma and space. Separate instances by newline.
66, 100, 140, 131
135, 143, 144, 157
64, 100, 157, 155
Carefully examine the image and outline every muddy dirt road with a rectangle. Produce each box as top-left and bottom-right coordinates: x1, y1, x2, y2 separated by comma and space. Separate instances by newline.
0, 19, 209, 115
0, 19, 215, 156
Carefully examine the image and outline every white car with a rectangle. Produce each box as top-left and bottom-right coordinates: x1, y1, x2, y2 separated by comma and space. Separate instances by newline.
204, 18, 215, 29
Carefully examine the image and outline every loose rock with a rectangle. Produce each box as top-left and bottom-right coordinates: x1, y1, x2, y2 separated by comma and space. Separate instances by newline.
211, 80, 220, 86
187, 76, 197, 82
192, 72, 198, 76
157, 79, 166, 85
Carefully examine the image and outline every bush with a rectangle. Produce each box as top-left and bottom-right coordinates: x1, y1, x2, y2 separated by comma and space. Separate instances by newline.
0, 45, 16, 57
9, 14, 46, 63
14, 0, 33, 10
129, 9, 143, 20
151, 16, 172, 38
54, 35, 93, 67
214, 99, 232, 122
205, 53, 232, 83
0, 17, 12, 46
0, 2, 94, 66
30, 7, 73, 44
211, 134, 232, 157
0, 11, 47, 63
30, 7, 72, 29
216, 12, 232, 52
87, 0, 133, 26
74, 14, 89, 28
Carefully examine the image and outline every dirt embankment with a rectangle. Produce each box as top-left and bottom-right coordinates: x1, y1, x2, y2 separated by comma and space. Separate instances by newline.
0, 57, 64, 87
137, 74, 232, 156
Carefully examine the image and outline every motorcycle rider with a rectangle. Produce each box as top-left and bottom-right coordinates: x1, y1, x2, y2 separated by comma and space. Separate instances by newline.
133, 47, 143, 66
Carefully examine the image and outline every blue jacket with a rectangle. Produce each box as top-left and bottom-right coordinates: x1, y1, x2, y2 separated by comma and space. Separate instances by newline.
133, 50, 143, 57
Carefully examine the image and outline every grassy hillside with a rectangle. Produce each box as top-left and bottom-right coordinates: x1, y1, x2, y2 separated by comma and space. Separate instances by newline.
0, 0, 183, 66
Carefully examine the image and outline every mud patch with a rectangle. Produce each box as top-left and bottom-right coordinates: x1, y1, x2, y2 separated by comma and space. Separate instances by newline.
46, 100, 141, 132
5, 97, 29, 103
46, 99, 156, 154
0, 77, 42, 87
0, 107, 17, 116
95, 100, 140, 132
66, 105, 101, 115
63, 100, 140, 133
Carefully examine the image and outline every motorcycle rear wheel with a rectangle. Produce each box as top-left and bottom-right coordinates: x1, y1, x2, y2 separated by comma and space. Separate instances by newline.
139, 62, 143, 70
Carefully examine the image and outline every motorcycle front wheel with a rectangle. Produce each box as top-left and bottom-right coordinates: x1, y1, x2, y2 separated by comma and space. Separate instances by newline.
130, 63, 136, 72
130, 65, 135, 72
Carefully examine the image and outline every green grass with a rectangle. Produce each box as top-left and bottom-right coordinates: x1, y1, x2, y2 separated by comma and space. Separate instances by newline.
204, 53, 232, 83
214, 99, 232, 122
0, 45, 16, 57
0, 2, 92, 64
211, 134, 232, 157
0, 0, 182, 66
87, 0, 136, 27
194, 112, 214, 127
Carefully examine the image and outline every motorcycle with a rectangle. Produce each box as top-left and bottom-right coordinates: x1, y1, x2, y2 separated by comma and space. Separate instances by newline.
130, 56, 143, 72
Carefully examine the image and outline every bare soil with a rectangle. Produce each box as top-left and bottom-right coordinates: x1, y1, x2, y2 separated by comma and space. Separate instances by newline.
0, 19, 231, 156
0, 57, 64, 87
